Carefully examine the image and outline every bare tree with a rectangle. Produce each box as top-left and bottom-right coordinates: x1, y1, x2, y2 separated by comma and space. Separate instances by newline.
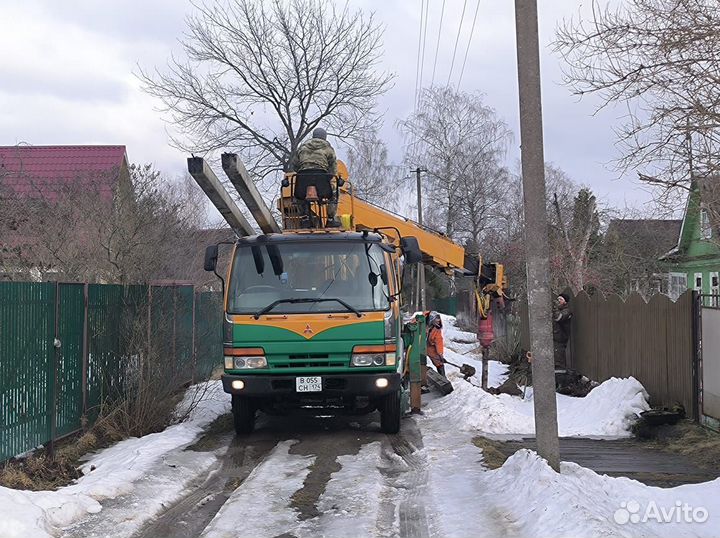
554, 0, 720, 202
0, 164, 211, 284
344, 130, 400, 206
138, 0, 393, 182
399, 87, 513, 247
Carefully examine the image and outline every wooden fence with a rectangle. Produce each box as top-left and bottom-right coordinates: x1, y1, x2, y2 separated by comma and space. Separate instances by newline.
520, 290, 697, 414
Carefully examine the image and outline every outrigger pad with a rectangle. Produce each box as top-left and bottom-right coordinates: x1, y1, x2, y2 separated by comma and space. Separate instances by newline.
427, 369, 454, 395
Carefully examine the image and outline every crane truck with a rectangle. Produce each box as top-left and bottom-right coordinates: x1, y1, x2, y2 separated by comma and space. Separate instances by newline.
190, 154, 504, 435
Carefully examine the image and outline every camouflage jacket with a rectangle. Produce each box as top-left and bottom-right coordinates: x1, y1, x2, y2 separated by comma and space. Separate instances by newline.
291, 138, 337, 175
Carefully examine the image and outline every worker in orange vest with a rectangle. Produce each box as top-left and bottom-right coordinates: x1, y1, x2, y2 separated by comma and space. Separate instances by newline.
422, 311, 446, 392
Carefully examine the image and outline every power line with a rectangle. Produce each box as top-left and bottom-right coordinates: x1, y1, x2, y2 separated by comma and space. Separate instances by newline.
446, 0, 469, 86
430, 0, 447, 87
417, 0, 431, 106
457, 0, 482, 88
413, 0, 426, 107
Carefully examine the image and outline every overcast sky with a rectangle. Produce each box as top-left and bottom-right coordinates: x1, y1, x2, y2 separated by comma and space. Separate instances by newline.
0, 0, 658, 215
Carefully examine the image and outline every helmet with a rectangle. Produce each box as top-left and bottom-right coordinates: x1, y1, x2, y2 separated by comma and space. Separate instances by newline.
312, 127, 327, 140
429, 311, 442, 327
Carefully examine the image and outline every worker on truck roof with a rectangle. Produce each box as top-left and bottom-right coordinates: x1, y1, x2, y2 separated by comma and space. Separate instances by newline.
290, 127, 339, 227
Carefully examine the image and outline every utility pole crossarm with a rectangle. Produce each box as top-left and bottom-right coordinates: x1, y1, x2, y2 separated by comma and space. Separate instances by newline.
187, 157, 254, 236
221, 153, 282, 234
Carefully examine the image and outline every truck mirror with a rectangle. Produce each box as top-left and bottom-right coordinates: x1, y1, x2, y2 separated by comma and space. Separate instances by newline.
379, 264, 389, 285
204, 245, 219, 272
400, 236, 422, 264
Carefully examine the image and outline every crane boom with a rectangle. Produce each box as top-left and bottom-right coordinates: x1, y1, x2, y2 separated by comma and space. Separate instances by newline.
335, 190, 468, 274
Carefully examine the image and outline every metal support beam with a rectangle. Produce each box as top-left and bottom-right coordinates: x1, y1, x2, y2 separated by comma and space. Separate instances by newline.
187, 157, 254, 236
221, 153, 281, 234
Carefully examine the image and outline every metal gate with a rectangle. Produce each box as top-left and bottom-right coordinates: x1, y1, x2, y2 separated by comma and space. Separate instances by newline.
700, 295, 720, 430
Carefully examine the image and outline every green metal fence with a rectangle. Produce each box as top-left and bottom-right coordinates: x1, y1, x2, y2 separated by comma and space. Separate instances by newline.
0, 282, 223, 462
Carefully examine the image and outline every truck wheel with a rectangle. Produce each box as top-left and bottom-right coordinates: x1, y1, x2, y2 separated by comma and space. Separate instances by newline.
232, 395, 256, 435
380, 389, 401, 434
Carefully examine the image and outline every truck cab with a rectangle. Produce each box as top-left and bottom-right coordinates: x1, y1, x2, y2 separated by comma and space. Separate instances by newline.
217, 230, 409, 434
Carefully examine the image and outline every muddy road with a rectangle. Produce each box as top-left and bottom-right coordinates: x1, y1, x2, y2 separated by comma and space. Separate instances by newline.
66, 411, 433, 538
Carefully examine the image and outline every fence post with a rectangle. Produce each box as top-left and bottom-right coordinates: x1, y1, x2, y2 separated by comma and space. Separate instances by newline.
48, 282, 60, 460
693, 291, 702, 422
81, 283, 89, 418
191, 290, 197, 384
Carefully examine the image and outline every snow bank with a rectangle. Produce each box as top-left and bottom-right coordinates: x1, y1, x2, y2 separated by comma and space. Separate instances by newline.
0, 380, 229, 538
431, 315, 650, 437
482, 450, 720, 538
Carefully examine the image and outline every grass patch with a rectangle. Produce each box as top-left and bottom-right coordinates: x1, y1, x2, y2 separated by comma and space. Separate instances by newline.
0, 431, 102, 491
472, 436, 510, 469
639, 420, 720, 473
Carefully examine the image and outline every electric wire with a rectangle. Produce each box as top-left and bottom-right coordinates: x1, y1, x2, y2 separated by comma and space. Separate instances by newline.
417, 0, 431, 107
446, 0, 469, 87
430, 0, 447, 87
457, 0, 482, 88
413, 0, 425, 108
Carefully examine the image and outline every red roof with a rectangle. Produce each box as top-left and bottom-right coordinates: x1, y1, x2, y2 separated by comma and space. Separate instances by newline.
0, 145, 128, 202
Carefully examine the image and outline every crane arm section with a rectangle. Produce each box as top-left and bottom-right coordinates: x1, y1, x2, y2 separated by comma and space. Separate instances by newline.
336, 189, 469, 274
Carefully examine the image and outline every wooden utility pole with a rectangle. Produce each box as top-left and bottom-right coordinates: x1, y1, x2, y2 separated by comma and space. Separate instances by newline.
513, 0, 560, 471
415, 167, 427, 312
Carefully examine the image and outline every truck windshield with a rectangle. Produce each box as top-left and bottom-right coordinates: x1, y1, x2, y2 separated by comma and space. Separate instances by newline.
227, 241, 391, 315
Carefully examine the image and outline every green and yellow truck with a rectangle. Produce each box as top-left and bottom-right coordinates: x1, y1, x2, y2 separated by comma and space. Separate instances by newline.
195, 156, 503, 435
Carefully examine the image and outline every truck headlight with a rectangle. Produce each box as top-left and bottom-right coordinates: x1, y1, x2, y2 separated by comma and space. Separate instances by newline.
351, 345, 397, 367
351, 353, 387, 366
224, 348, 267, 369
225, 356, 267, 369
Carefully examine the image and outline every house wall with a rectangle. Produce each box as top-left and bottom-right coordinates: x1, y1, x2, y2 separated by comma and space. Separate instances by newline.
663, 185, 720, 300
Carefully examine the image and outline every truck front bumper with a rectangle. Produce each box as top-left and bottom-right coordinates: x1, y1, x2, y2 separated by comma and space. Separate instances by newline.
221, 372, 401, 397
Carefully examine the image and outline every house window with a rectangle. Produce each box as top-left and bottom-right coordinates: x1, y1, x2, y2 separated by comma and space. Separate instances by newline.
669, 272, 688, 301
711, 272, 719, 306
695, 272, 703, 292
701, 209, 712, 240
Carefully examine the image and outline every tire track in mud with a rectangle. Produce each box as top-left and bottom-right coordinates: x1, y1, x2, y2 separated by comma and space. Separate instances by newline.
131, 418, 279, 538
376, 418, 431, 538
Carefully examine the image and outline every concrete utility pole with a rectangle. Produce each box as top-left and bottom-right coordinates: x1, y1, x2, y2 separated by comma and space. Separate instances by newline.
513, 0, 561, 471
415, 167, 427, 312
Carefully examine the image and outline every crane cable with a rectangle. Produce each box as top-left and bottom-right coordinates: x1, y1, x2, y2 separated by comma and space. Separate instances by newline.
446, 0, 469, 86
457, 0, 482, 88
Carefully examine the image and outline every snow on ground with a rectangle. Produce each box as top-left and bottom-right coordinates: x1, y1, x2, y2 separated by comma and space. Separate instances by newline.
434, 315, 650, 437
201, 441, 315, 538
0, 381, 230, 538
423, 315, 718, 537
201, 441, 386, 538
424, 434, 720, 538
308, 442, 384, 537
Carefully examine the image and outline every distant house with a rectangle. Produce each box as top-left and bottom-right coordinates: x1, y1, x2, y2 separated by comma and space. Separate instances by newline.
661, 179, 720, 302
0, 144, 130, 203
0, 145, 131, 280
604, 218, 682, 297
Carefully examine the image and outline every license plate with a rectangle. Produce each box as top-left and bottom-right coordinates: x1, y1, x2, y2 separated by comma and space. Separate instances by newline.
296, 376, 322, 392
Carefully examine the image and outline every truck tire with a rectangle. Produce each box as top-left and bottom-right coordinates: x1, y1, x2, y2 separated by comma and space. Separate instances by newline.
232, 395, 256, 435
380, 389, 401, 434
